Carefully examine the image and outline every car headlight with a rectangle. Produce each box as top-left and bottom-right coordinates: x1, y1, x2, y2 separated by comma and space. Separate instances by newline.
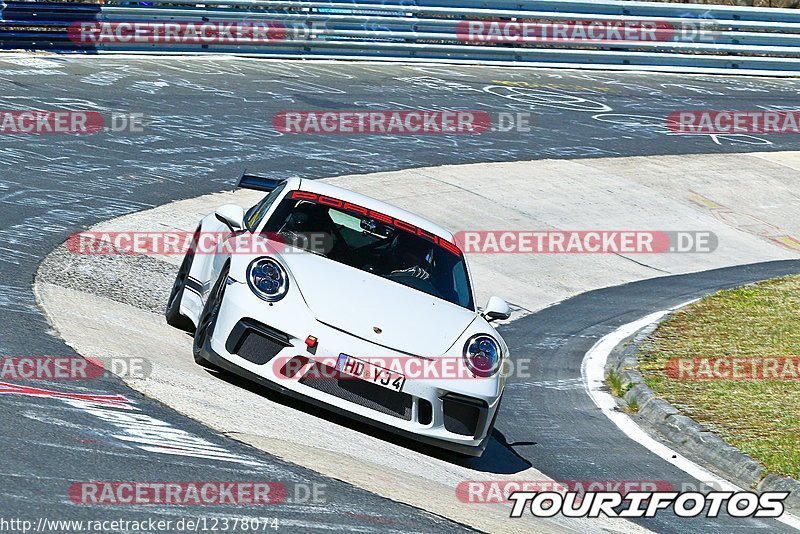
247, 257, 289, 302
463, 335, 503, 378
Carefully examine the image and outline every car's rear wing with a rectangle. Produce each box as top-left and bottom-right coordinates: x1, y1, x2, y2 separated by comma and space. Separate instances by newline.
236, 172, 286, 192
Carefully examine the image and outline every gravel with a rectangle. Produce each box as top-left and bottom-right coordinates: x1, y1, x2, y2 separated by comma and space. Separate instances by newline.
37, 244, 177, 314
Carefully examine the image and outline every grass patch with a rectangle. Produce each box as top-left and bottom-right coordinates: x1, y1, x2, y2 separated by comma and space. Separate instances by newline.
607, 369, 637, 412
639, 275, 800, 479
606, 368, 626, 397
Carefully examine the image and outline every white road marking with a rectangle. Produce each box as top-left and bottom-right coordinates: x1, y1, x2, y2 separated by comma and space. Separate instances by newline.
581, 301, 800, 530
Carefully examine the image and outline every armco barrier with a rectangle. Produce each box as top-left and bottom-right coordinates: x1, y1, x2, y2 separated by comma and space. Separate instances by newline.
2, 0, 800, 74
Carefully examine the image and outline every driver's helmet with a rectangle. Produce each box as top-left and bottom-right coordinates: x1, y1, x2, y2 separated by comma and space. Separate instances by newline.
392, 231, 433, 269
284, 201, 329, 232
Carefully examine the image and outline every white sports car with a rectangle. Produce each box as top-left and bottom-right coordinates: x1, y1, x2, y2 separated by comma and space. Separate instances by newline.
165, 174, 511, 457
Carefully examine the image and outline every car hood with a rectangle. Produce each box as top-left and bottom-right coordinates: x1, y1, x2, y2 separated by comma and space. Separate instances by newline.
279, 252, 476, 356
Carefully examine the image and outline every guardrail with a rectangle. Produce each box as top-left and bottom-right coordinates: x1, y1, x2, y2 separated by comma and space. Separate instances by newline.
2, 0, 800, 74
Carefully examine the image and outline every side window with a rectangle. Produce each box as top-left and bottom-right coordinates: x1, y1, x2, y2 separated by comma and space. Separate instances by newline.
451, 257, 472, 309
244, 182, 286, 231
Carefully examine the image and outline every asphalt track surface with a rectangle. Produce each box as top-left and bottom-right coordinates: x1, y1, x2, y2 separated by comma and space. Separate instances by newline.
2, 56, 800, 531
495, 260, 800, 533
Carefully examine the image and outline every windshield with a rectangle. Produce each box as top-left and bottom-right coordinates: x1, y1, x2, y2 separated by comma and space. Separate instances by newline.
263, 191, 474, 310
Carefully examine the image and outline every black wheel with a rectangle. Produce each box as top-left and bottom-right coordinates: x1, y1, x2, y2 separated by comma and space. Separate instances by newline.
165, 230, 198, 332
192, 264, 229, 369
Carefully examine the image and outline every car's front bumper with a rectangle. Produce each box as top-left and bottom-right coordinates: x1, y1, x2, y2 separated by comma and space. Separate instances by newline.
203, 281, 503, 456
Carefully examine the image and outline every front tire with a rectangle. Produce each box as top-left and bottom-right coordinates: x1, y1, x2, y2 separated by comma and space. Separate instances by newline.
165, 230, 199, 332
192, 264, 229, 369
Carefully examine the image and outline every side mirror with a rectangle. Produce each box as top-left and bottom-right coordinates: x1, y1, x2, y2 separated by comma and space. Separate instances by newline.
482, 296, 511, 322
215, 204, 245, 232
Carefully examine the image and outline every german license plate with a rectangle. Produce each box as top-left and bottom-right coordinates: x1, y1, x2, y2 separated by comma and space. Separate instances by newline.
336, 354, 406, 392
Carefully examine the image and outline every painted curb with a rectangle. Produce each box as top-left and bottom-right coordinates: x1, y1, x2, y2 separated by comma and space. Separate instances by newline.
607, 316, 800, 515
